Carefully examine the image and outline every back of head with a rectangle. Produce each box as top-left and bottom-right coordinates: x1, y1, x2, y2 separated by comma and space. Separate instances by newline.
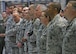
46, 2, 61, 19
47, 2, 61, 13
29, 4, 37, 9
35, 4, 47, 18
68, 1, 76, 11
64, 1, 76, 20
37, 4, 47, 12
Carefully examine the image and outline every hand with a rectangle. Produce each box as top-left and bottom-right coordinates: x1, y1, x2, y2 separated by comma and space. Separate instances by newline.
0, 34, 5, 37
22, 38, 27, 42
17, 42, 22, 48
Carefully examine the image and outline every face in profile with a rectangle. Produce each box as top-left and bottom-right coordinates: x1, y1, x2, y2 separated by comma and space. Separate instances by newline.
28, 5, 35, 16
40, 12, 45, 24
40, 11, 49, 25
35, 5, 42, 18
64, 3, 74, 20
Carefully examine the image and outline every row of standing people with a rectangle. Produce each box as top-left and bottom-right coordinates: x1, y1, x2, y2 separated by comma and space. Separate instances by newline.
0, 1, 76, 54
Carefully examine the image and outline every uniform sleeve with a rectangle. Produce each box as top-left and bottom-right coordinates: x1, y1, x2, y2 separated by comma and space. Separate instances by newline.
6, 25, 20, 36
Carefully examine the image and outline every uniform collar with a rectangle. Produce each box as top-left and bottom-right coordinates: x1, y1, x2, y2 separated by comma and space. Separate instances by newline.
46, 14, 59, 27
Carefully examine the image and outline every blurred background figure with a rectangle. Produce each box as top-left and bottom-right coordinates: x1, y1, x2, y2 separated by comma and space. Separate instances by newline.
0, 11, 8, 54
2, 11, 8, 22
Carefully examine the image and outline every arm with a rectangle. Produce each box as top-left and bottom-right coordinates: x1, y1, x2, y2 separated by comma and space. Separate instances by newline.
6, 25, 20, 36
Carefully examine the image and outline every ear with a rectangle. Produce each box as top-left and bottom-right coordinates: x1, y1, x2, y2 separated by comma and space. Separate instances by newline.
46, 16, 51, 21
54, 8, 58, 14
54, 8, 58, 11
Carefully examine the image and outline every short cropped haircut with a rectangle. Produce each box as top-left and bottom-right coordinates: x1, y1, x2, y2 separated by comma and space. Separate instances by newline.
37, 4, 47, 12
69, 1, 76, 10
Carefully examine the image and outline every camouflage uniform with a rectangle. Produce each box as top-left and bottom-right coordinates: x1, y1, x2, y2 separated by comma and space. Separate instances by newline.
39, 27, 47, 54
33, 18, 41, 54
5, 15, 15, 54
33, 18, 45, 54
23, 20, 33, 54
6, 18, 23, 54
16, 19, 26, 54
62, 18, 76, 54
0, 19, 6, 54
46, 14, 68, 54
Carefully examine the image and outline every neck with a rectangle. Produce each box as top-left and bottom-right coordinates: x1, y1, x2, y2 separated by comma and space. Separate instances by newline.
69, 15, 76, 22
16, 17, 20, 23
45, 21, 49, 26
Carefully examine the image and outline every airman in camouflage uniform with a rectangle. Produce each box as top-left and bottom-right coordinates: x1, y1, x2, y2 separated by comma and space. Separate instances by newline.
27, 4, 38, 54
21, 7, 30, 54
46, 14, 68, 54
33, 18, 46, 54
6, 12, 23, 54
0, 13, 6, 54
62, 1, 76, 54
34, 4, 47, 54
46, 2, 68, 54
21, 6, 34, 54
5, 5, 15, 54
22, 20, 33, 54
39, 11, 50, 54
39, 27, 47, 54
5, 14, 15, 54
16, 19, 26, 54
